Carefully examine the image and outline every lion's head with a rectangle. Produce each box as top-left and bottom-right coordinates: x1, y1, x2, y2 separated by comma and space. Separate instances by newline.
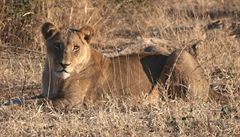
41, 22, 94, 79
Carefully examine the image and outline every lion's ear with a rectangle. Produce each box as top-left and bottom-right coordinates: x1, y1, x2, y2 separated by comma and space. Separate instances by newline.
78, 26, 94, 44
41, 22, 58, 40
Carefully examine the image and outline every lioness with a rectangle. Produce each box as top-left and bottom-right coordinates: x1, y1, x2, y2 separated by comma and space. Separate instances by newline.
41, 22, 210, 108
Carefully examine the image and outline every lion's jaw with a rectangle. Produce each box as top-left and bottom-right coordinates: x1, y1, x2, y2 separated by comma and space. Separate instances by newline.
54, 70, 71, 79
53, 62, 71, 79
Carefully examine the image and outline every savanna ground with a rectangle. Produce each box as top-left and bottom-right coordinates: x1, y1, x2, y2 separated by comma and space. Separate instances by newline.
0, 0, 240, 136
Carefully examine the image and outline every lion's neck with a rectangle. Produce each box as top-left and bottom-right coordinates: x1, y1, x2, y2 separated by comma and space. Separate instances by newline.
90, 48, 111, 74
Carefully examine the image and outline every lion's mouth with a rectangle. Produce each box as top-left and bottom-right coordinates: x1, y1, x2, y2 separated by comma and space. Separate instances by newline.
56, 69, 69, 73
55, 69, 70, 79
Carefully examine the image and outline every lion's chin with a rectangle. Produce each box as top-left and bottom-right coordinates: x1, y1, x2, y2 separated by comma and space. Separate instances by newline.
55, 71, 70, 79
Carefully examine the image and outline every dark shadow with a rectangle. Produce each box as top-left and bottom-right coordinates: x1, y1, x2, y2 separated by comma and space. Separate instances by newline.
140, 54, 168, 85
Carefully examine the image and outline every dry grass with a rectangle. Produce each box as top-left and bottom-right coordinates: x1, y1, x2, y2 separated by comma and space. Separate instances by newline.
0, 0, 240, 136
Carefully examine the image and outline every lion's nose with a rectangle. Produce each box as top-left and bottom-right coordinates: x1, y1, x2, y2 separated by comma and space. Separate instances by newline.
60, 62, 71, 68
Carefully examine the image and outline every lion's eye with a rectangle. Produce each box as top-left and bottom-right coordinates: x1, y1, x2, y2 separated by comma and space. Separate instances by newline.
55, 43, 62, 50
73, 45, 80, 51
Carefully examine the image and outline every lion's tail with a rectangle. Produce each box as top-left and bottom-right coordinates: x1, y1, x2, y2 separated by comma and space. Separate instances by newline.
1, 94, 45, 106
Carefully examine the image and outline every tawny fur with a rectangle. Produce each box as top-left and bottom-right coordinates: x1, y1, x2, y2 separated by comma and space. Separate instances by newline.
41, 22, 210, 109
